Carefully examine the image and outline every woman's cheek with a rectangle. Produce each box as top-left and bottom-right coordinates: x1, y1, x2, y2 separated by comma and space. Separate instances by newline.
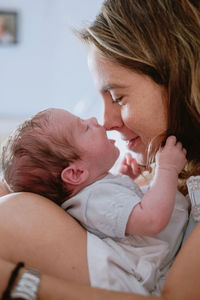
121, 105, 136, 130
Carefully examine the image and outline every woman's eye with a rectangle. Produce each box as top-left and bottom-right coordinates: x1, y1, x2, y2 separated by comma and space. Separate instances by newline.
112, 97, 123, 105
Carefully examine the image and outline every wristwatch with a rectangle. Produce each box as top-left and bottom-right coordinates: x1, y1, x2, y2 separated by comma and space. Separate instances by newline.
11, 268, 40, 300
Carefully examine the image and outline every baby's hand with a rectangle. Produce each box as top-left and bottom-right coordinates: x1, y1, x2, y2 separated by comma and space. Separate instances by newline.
156, 136, 187, 175
118, 153, 142, 180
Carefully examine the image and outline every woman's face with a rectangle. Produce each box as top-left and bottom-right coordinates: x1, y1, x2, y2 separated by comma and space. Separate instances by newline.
88, 47, 168, 164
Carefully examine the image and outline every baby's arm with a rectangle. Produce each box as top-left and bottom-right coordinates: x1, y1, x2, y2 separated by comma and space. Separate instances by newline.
126, 136, 187, 236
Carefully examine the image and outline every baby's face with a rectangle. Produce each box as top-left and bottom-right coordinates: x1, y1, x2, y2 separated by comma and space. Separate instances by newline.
51, 108, 120, 172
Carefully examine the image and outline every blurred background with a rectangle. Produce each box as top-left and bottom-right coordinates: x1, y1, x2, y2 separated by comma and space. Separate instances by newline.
0, 0, 127, 169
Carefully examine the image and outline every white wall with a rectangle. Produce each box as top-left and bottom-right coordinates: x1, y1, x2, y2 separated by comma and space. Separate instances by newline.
0, 0, 103, 121
0, 0, 128, 165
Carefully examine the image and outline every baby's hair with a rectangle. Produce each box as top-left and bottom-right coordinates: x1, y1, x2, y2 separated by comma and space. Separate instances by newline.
1, 109, 80, 205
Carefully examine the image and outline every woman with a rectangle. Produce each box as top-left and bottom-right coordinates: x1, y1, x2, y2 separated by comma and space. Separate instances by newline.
0, 0, 199, 299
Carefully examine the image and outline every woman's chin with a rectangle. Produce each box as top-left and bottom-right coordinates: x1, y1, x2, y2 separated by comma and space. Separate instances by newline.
128, 139, 148, 164
128, 138, 146, 153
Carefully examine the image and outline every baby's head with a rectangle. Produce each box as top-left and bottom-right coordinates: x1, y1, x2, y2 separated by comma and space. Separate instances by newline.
1, 108, 119, 205
1, 108, 80, 205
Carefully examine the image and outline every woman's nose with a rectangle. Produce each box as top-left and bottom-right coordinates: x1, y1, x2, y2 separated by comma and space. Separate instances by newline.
103, 101, 123, 131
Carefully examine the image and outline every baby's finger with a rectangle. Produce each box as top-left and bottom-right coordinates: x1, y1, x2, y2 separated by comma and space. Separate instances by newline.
183, 148, 187, 155
176, 141, 183, 150
119, 164, 128, 174
121, 156, 128, 165
131, 158, 139, 175
165, 135, 177, 146
126, 153, 134, 165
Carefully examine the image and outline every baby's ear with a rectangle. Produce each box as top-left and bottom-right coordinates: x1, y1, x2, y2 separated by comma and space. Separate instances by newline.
61, 163, 89, 185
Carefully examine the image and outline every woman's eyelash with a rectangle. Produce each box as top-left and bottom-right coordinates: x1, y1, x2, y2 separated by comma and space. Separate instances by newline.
113, 97, 123, 105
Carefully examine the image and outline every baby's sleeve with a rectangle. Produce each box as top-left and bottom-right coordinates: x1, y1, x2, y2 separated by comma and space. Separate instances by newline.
84, 181, 141, 238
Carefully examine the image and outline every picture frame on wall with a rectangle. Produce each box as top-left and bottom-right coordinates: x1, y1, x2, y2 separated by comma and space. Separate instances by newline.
0, 11, 18, 45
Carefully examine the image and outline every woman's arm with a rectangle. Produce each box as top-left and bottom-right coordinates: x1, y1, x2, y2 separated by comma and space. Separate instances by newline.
0, 192, 89, 284
0, 259, 156, 300
162, 222, 200, 300
1, 192, 200, 300
0, 192, 156, 299
1, 222, 200, 300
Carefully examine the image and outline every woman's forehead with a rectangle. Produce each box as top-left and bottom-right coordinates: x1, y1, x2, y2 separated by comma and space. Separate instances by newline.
88, 48, 133, 92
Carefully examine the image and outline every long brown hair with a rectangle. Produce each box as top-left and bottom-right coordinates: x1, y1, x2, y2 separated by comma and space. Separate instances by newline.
78, 0, 200, 187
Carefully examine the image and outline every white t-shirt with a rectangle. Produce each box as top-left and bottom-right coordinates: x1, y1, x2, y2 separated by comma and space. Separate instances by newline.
62, 173, 189, 295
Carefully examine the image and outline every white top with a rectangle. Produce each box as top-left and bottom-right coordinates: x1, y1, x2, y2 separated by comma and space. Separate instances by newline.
62, 173, 143, 238
182, 176, 200, 243
62, 173, 189, 295
187, 176, 200, 221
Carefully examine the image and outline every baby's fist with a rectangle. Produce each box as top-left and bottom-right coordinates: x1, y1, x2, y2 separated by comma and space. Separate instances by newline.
156, 136, 187, 174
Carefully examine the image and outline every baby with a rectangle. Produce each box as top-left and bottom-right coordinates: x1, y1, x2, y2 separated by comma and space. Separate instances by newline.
1, 108, 188, 295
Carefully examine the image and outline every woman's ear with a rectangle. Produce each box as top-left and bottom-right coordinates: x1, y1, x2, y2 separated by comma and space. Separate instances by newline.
61, 163, 89, 185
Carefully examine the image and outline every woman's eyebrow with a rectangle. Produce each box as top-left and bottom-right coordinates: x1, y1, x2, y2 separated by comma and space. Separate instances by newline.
102, 83, 127, 92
